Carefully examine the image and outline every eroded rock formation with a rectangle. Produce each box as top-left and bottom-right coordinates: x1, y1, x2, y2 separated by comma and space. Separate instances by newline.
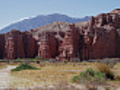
56, 24, 81, 61
37, 32, 57, 59
23, 31, 37, 58
1, 30, 37, 59
4, 30, 25, 59
0, 9, 120, 60
0, 34, 5, 58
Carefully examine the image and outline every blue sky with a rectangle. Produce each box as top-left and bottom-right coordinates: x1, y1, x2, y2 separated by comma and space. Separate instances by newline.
0, 0, 120, 29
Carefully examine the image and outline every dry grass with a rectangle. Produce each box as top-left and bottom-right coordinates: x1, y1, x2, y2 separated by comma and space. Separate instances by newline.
9, 62, 96, 87
96, 63, 114, 79
96, 62, 120, 87
0, 63, 8, 69
0, 60, 118, 88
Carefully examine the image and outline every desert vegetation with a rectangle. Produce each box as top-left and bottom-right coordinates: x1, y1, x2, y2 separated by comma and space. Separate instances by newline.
0, 62, 7, 69
8, 58, 120, 88
11, 63, 40, 71
72, 68, 105, 84
0, 58, 120, 89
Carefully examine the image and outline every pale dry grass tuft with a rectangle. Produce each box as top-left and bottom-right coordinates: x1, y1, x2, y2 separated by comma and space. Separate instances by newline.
96, 63, 114, 80
0, 63, 8, 69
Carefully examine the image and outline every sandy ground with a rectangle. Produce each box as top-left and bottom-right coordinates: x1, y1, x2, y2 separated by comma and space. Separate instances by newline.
0, 66, 16, 87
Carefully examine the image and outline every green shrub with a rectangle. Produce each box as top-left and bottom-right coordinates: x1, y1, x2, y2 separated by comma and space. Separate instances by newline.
72, 76, 81, 83
72, 68, 105, 84
11, 63, 40, 71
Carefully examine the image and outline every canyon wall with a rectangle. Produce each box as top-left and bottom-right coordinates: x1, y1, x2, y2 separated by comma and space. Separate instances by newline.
0, 30, 37, 59
0, 9, 120, 60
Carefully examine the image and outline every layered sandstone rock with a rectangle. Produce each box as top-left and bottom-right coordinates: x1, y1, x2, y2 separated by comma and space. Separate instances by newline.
0, 9, 120, 60
2, 30, 37, 59
23, 31, 37, 58
37, 32, 57, 59
81, 9, 120, 60
4, 30, 25, 59
0, 34, 5, 58
33, 9, 120, 60
56, 24, 81, 61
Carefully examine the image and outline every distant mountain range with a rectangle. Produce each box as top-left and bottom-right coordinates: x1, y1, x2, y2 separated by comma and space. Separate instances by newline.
0, 13, 90, 33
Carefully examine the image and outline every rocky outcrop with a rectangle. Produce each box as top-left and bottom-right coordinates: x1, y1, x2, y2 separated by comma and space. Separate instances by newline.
2, 30, 37, 59
33, 9, 120, 61
0, 9, 120, 60
56, 24, 81, 61
4, 30, 25, 59
0, 34, 5, 58
37, 32, 57, 59
23, 31, 37, 58
81, 9, 120, 60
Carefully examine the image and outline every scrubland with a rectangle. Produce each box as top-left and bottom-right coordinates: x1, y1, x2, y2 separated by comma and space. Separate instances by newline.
0, 58, 120, 89
9, 59, 120, 88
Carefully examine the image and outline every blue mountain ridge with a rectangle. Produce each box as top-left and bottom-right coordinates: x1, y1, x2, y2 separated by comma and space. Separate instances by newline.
0, 13, 90, 33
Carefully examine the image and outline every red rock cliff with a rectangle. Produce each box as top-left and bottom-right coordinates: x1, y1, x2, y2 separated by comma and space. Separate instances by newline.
4, 30, 25, 59
0, 9, 120, 60
2, 30, 37, 59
